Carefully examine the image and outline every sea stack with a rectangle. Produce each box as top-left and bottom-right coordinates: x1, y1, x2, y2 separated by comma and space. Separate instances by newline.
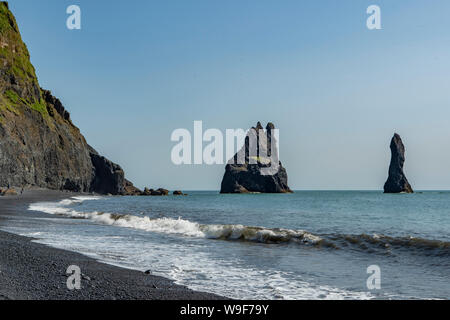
220, 122, 292, 194
384, 133, 413, 193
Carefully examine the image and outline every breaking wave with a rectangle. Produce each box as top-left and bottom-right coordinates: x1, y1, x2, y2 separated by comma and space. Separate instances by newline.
28, 197, 450, 256
28, 197, 325, 246
329, 233, 450, 256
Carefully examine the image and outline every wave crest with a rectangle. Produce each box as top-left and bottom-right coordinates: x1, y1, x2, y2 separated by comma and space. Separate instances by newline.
330, 233, 450, 256
28, 197, 450, 256
28, 198, 324, 245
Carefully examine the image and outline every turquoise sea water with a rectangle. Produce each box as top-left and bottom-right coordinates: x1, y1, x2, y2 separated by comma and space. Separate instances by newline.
3, 191, 449, 299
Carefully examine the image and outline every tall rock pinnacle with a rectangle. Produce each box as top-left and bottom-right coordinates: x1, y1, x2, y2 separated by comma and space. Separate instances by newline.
384, 133, 413, 194
220, 122, 292, 194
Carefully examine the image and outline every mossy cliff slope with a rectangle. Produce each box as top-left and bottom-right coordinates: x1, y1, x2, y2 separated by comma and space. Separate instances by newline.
0, 2, 134, 194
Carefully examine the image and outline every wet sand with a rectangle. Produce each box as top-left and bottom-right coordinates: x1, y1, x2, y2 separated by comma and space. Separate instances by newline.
0, 189, 224, 300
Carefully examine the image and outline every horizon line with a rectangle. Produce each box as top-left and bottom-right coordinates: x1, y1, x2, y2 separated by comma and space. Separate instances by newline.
169, 189, 450, 192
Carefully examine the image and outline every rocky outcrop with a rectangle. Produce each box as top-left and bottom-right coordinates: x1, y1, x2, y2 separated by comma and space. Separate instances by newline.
41, 89, 71, 121
384, 133, 413, 193
141, 188, 169, 196
0, 3, 133, 195
88, 146, 125, 195
124, 186, 182, 196
156, 188, 169, 196
220, 122, 292, 194
123, 179, 142, 196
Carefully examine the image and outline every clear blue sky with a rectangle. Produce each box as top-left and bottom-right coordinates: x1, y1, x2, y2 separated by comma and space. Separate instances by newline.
9, 0, 450, 190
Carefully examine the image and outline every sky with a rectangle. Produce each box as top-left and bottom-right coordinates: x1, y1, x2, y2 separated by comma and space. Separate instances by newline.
8, 0, 450, 190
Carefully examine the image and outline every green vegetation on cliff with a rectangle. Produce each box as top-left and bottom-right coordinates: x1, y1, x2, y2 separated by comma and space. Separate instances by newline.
5, 89, 19, 103
0, 1, 48, 119
0, 1, 130, 195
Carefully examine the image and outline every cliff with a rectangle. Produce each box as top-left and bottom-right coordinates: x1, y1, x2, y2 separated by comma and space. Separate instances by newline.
0, 2, 137, 194
384, 133, 413, 194
220, 122, 292, 193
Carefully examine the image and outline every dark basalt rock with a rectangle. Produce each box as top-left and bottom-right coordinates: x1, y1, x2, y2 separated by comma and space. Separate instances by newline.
141, 187, 152, 196
220, 122, 292, 194
384, 133, 413, 194
0, 4, 135, 195
88, 146, 126, 195
151, 188, 169, 196
140, 187, 169, 196
123, 179, 142, 196
42, 89, 71, 122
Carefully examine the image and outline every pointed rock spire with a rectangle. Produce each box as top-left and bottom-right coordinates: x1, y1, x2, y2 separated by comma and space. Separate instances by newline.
384, 133, 413, 193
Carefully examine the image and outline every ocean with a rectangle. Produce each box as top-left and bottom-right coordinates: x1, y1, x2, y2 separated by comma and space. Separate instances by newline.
2, 191, 449, 299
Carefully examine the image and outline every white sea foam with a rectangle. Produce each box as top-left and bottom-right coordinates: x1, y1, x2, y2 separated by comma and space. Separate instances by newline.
28, 197, 323, 245
18, 195, 440, 300
10, 228, 374, 300
22, 196, 387, 300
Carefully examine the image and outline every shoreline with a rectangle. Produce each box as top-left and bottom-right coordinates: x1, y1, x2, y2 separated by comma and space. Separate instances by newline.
0, 189, 225, 300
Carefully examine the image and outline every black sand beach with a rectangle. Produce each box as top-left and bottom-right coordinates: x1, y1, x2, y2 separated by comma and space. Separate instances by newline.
0, 190, 224, 300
